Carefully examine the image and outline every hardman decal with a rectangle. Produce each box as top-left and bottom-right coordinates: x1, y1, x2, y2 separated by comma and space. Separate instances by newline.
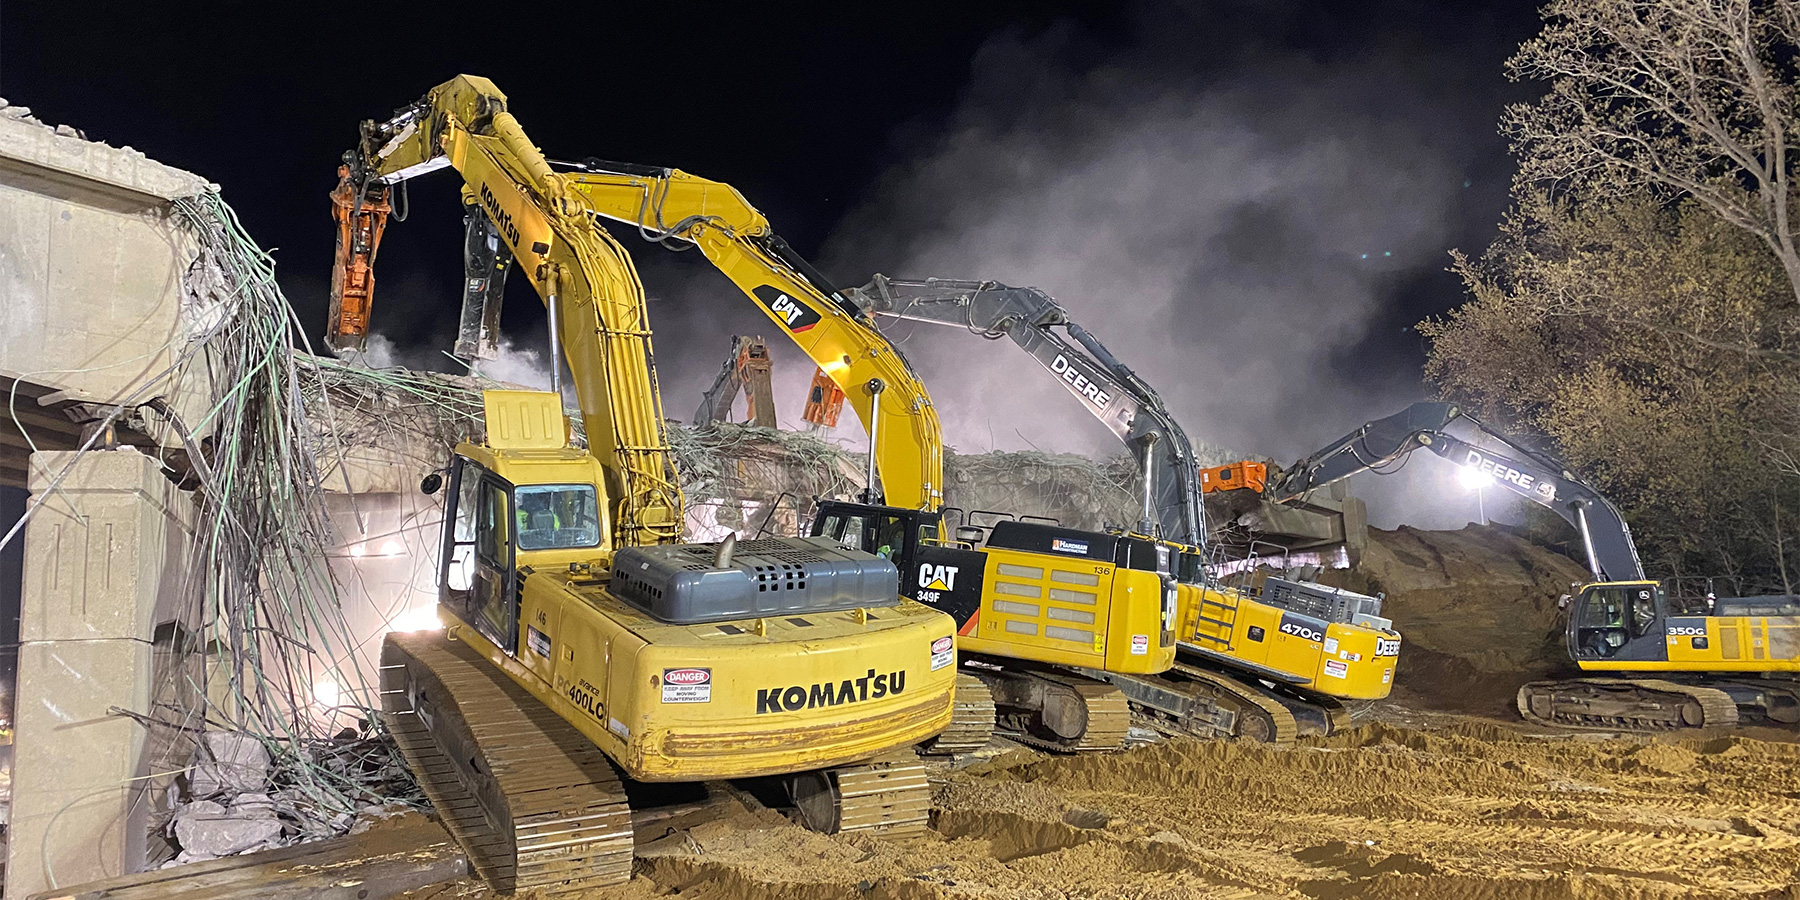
757, 668, 906, 714
751, 285, 823, 333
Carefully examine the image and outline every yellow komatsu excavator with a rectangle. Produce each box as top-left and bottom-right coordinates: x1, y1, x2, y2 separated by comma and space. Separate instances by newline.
329, 76, 958, 894
529, 155, 1176, 753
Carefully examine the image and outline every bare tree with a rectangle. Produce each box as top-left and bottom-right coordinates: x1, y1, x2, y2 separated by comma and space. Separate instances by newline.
1507, 0, 1800, 305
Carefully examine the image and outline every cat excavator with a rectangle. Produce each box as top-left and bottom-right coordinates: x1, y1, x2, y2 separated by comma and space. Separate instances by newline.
836, 276, 1401, 743
1210, 401, 1800, 730
328, 76, 959, 893
547, 171, 1177, 754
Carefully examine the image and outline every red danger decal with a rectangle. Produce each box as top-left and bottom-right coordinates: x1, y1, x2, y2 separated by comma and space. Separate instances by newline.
664, 668, 711, 686
932, 636, 954, 654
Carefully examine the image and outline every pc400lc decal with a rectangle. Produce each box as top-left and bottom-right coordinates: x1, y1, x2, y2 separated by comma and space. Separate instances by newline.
756, 669, 907, 714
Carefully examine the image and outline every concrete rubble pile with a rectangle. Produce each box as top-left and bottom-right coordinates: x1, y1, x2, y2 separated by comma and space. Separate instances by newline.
0, 105, 424, 893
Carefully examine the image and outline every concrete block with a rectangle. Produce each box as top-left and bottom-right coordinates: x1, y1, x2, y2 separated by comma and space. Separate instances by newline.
171, 799, 282, 860
0, 114, 205, 412
7, 638, 154, 896
21, 448, 193, 643
0, 113, 208, 206
188, 733, 270, 798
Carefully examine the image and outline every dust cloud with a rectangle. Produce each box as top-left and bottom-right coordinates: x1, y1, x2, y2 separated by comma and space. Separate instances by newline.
816, 5, 1525, 527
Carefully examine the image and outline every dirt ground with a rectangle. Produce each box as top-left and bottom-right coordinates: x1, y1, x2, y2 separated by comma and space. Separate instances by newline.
390, 710, 1800, 900
408, 528, 1800, 899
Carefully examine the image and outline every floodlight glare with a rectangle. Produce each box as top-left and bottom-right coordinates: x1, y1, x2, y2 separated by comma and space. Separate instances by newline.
1456, 464, 1492, 491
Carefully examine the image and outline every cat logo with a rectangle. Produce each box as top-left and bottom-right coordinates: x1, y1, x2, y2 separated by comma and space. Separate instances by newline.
918, 563, 959, 591
751, 285, 822, 333
916, 563, 959, 604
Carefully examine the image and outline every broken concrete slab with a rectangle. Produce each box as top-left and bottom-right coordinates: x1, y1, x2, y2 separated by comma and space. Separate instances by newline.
186, 733, 270, 799
170, 800, 282, 860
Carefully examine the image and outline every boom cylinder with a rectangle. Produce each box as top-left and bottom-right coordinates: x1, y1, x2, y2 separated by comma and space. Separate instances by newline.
1139, 432, 1160, 536
863, 378, 886, 504
545, 266, 565, 398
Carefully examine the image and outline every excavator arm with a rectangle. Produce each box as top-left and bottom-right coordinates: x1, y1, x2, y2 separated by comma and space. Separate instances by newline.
1264, 401, 1643, 581
328, 75, 683, 544
561, 164, 943, 511
846, 276, 1205, 546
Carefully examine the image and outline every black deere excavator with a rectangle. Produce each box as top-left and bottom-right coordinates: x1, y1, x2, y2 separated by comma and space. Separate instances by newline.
1211, 401, 1800, 730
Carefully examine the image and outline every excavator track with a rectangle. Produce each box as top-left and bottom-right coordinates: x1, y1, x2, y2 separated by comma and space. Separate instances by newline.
1093, 664, 1317, 744
920, 673, 997, 755
975, 667, 1131, 752
1517, 677, 1739, 731
788, 748, 931, 837
1166, 664, 1299, 745
381, 631, 634, 894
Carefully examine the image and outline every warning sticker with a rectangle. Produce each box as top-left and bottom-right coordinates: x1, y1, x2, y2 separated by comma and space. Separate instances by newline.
1323, 637, 1339, 655
1323, 659, 1349, 679
930, 636, 955, 671
1130, 634, 1150, 655
527, 626, 551, 659
661, 667, 712, 703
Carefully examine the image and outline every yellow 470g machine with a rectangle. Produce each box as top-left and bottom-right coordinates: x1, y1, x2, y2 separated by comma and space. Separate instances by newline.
329, 76, 958, 894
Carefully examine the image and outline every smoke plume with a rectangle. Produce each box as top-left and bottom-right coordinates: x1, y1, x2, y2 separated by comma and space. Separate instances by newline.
815, 7, 1524, 527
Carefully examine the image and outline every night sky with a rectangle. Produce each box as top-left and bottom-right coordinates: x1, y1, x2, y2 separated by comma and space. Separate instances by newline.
4, 1, 1549, 525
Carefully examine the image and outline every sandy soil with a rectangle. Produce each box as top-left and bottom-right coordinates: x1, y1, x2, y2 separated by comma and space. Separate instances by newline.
391, 712, 1787, 900
409, 529, 1800, 900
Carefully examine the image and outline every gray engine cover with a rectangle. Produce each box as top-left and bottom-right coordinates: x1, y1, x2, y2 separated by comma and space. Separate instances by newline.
1259, 576, 1384, 625
610, 536, 900, 625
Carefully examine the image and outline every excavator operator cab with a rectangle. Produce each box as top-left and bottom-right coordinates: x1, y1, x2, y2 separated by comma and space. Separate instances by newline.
812, 501, 937, 562
1569, 581, 1663, 661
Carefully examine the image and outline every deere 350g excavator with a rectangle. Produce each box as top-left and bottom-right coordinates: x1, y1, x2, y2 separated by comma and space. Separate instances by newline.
830, 276, 1401, 743
1209, 401, 1800, 730
329, 76, 960, 894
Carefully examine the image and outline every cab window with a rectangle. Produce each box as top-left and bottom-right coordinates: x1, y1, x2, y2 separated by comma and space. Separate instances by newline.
514, 484, 601, 550
1578, 587, 1626, 629
823, 514, 868, 549
871, 515, 909, 561
820, 512, 909, 560
1627, 585, 1658, 638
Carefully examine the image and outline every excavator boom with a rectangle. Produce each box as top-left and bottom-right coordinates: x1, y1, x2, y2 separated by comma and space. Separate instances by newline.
334, 75, 682, 543
1261, 401, 1642, 581
564, 164, 944, 511
847, 276, 1206, 545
